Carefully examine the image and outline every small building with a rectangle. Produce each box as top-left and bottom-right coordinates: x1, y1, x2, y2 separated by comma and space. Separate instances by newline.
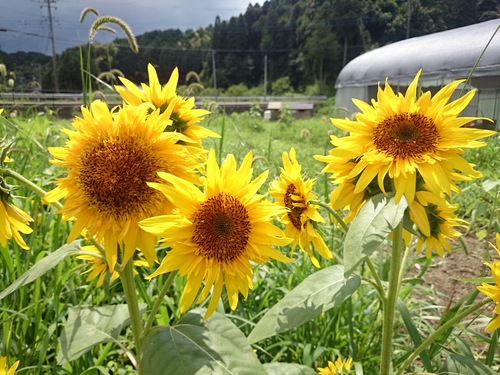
266, 101, 314, 120
335, 19, 500, 130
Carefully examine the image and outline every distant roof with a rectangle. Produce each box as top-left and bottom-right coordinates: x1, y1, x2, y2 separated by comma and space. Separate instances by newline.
336, 19, 500, 88
267, 102, 314, 110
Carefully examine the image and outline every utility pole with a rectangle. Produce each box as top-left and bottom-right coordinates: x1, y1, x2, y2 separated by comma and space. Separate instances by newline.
212, 50, 217, 100
43, 0, 60, 92
406, 0, 411, 39
263, 55, 267, 99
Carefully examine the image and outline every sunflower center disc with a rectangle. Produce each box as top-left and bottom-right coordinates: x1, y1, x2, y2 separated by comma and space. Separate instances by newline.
373, 113, 439, 159
284, 183, 306, 230
192, 193, 251, 262
79, 137, 161, 218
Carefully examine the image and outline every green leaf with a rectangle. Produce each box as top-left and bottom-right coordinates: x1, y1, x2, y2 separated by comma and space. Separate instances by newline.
482, 179, 500, 192
263, 362, 316, 375
247, 265, 360, 344
438, 353, 497, 374
141, 309, 266, 375
57, 304, 146, 364
476, 229, 488, 240
396, 299, 433, 372
344, 194, 407, 277
0, 240, 82, 301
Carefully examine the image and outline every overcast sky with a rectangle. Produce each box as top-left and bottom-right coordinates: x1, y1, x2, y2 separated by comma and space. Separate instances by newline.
0, 0, 263, 54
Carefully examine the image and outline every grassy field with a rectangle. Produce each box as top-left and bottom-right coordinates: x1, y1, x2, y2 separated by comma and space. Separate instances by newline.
0, 106, 499, 374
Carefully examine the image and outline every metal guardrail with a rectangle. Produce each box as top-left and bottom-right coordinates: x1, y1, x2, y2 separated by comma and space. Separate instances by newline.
0, 92, 328, 104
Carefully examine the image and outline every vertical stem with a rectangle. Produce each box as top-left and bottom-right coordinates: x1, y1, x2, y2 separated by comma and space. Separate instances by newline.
380, 222, 404, 375
120, 259, 143, 373
144, 270, 178, 332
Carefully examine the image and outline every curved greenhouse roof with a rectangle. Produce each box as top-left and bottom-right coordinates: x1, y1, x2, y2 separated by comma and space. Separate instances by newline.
336, 19, 500, 89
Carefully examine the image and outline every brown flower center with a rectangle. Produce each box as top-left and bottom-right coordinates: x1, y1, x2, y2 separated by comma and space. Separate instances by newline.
192, 193, 251, 262
373, 113, 439, 159
284, 183, 306, 230
78, 136, 164, 219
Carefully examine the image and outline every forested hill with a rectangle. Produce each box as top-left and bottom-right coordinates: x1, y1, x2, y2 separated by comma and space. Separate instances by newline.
1, 0, 499, 94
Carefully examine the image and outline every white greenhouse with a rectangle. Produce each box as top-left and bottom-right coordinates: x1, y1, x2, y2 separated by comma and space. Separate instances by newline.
335, 19, 500, 130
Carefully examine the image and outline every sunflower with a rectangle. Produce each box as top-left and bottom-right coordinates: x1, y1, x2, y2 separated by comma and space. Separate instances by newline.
78, 245, 149, 287
477, 233, 500, 331
269, 147, 332, 267
0, 149, 33, 250
315, 70, 495, 205
408, 190, 467, 258
44, 100, 201, 271
317, 357, 353, 375
139, 149, 292, 318
0, 356, 19, 375
115, 63, 219, 148
0, 198, 33, 250
77, 245, 120, 287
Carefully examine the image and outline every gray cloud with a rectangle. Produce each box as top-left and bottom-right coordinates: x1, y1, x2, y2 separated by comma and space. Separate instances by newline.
0, 0, 261, 54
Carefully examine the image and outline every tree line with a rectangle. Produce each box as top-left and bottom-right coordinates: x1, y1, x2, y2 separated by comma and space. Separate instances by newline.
1, 0, 499, 95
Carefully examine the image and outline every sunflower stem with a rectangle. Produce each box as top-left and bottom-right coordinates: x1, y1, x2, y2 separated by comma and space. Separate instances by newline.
312, 200, 349, 233
394, 297, 491, 375
120, 259, 143, 373
365, 257, 385, 299
144, 270, 178, 332
380, 221, 404, 375
4, 169, 62, 210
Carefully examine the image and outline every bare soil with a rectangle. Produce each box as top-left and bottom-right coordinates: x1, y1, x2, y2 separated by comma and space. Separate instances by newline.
409, 233, 496, 308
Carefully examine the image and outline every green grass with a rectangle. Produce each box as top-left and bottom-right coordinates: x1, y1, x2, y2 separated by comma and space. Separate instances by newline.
0, 110, 498, 374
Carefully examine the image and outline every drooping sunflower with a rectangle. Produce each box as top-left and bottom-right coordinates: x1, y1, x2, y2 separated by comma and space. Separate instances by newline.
317, 357, 353, 375
77, 245, 149, 287
477, 233, 500, 332
139, 149, 292, 318
315, 70, 495, 205
44, 100, 201, 271
0, 145, 33, 250
77, 245, 120, 287
0, 196, 33, 250
269, 147, 332, 267
408, 190, 467, 258
0, 356, 19, 375
116, 63, 219, 148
